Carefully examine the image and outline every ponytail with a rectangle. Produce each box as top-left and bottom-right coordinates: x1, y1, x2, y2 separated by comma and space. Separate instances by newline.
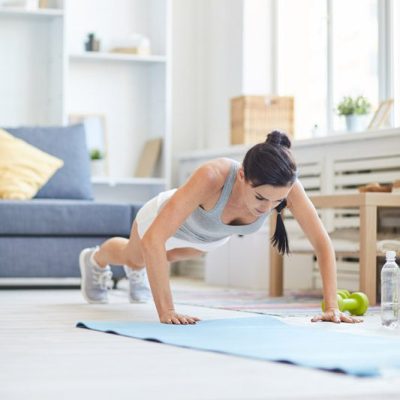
271, 199, 290, 255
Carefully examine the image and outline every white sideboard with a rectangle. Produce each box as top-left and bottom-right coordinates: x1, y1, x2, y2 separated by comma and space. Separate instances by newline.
91, 177, 165, 204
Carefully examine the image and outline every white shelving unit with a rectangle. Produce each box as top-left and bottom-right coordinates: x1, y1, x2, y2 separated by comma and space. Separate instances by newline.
69, 52, 167, 63
0, 0, 171, 202
66, 0, 171, 200
0, 7, 64, 17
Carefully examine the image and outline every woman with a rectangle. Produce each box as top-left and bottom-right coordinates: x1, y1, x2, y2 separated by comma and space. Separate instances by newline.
79, 131, 362, 325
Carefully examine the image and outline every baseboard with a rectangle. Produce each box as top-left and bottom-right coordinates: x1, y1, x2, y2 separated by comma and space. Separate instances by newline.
0, 277, 81, 287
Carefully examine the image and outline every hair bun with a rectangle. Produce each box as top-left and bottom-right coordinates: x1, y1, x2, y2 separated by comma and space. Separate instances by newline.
265, 131, 292, 149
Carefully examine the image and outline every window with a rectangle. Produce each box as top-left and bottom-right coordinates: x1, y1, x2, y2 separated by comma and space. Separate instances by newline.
331, 0, 379, 131
277, 0, 327, 139
394, 0, 400, 126
277, 0, 382, 138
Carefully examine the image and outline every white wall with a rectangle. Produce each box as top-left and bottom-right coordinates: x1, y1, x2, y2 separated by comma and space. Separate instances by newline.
242, 0, 275, 95
171, 0, 275, 177
170, 0, 204, 186
199, 0, 244, 150
171, 0, 245, 185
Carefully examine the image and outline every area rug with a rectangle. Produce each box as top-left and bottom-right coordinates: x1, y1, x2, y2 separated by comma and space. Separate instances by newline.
173, 287, 380, 317
77, 315, 399, 377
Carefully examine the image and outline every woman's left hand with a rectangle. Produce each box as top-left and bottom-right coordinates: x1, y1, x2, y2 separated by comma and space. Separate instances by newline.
311, 308, 363, 324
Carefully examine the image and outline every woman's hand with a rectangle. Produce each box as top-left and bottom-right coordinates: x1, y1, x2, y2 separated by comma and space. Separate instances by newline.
159, 310, 201, 325
311, 308, 363, 324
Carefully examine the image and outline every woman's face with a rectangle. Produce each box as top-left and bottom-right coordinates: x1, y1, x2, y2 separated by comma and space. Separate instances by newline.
239, 168, 293, 217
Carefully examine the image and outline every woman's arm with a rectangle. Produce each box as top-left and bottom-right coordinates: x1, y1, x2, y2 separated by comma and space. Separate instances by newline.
286, 181, 362, 323
141, 161, 226, 324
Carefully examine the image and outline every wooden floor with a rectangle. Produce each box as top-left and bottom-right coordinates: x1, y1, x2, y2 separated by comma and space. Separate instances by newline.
1, 277, 400, 400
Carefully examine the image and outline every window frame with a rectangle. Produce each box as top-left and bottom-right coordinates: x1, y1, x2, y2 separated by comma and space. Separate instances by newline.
273, 0, 393, 135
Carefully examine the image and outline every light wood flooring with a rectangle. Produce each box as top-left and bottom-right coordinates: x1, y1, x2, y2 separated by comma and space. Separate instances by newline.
1, 278, 400, 400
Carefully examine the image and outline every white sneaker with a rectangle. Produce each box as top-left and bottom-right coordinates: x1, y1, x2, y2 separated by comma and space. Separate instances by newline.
79, 247, 113, 304
123, 266, 152, 303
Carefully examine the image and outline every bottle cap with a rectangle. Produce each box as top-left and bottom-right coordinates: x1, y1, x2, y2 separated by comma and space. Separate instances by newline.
386, 250, 396, 260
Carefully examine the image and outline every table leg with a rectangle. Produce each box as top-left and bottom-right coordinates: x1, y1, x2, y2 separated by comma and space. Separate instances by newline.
269, 212, 283, 296
359, 205, 377, 305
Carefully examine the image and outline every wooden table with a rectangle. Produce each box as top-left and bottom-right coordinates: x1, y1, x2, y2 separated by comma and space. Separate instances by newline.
269, 193, 400, 305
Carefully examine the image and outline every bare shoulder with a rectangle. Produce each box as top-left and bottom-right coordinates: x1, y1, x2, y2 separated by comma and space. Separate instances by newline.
186, 157, 233, 192
151, 158, 231, 228
143, 158, 235, 243
286, 180, 308, 209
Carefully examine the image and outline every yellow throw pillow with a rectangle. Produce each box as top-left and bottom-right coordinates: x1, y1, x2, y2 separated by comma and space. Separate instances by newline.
0, 129, 64, 200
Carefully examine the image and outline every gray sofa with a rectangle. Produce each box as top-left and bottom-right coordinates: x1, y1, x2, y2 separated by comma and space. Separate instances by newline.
0, 124, 142, 283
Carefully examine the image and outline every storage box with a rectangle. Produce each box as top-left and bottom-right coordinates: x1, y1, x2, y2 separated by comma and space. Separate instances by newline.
231, 95, 294, 145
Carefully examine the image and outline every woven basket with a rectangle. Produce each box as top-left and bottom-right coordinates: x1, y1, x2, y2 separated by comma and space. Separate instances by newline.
231, 95, 294, 145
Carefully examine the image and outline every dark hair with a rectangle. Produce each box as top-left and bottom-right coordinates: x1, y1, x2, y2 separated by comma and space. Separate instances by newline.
242, 130, 297, 255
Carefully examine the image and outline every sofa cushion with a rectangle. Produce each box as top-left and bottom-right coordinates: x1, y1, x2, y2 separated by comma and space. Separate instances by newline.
0, 199, 142, 236
0, 129, 64, 200
6, 124, 93, 200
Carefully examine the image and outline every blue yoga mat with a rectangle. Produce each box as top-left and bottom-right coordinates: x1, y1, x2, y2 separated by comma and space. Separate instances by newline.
76, 316, 400, 377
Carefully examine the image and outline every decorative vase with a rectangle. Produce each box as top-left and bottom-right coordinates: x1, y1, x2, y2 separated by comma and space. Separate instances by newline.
90, 160, 105, 177
345, 115, 367, 132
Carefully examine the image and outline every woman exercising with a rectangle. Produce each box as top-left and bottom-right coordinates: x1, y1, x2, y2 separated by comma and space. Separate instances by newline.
79, 131, 362, 325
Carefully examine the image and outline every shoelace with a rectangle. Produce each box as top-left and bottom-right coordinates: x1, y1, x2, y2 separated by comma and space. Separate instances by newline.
92, 268, 113, 290
125, 268, 145, 284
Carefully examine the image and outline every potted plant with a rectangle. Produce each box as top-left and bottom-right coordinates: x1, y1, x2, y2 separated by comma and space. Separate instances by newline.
336, 96, 371, 132
89, 148, 105, 176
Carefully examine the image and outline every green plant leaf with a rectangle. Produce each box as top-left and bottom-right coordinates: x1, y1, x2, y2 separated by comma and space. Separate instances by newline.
90, 148, 104, 160
336, 95, 371, 116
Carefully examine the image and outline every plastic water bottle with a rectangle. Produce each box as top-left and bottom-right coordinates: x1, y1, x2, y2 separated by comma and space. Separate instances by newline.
381, 251, 399, 327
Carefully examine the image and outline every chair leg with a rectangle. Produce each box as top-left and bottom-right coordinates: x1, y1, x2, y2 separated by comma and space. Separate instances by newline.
359, 205, 377, 305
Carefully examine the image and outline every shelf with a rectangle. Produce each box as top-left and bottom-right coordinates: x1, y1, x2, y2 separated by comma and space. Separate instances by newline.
91, 177, 167, 202
91, 177, 166, 186
70, 52, 167, 64
0, 1, 171, 192
0, 7, 64, 18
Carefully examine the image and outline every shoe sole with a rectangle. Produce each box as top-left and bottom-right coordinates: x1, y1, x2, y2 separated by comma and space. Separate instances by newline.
129, 298, 151, 304
79, 248, 109, 304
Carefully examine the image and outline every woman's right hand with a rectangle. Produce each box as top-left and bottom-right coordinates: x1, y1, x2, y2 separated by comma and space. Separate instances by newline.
159, 310, 201, 325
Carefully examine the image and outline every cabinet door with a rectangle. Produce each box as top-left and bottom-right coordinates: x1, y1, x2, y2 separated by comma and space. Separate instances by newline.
228, 231, 270, 290
204, 241, 230, 286
205, 228, 270, 289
